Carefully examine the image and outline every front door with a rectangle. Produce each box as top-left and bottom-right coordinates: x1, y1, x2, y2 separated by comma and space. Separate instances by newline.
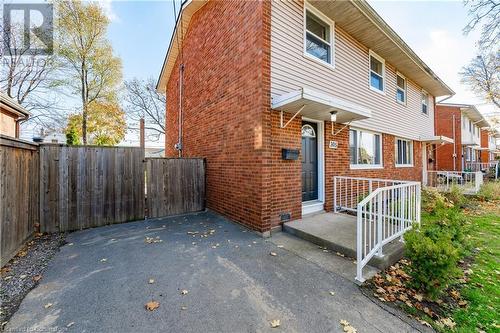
302, 121, 318, 201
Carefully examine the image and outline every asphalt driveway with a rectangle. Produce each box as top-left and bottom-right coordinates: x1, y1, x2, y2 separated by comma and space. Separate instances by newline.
7, 211, 430, 333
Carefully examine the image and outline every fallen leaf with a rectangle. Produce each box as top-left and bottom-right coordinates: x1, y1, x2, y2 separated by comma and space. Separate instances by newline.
270, 319, 280, 328
67, 243, 74, 246
181, 306, 187, 310
148, 279, 155, 284
145, 301, 160, 311
19, 274, 27, 279
180, 289, 189, 295
100, 258, 107, 263
276, 245, 284, 248
413, 293, 423, 302
270, 252, 277, 256
67, 322, 75, 328
439, 317, 456, 329
33, 275, 42, 282
340, 319, 357, 333
329, 291, 335, 296
458, 300, 468, 307
44, 303, 53, 309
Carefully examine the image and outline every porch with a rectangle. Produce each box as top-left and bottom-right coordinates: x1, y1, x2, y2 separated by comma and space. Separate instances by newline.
284, 212, 404, 272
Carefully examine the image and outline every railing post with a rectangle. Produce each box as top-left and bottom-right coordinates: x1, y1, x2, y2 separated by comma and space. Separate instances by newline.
369, 179, 373, 194
376, 193, 383, 258
475, 171, 483, 193
334, 177, 337, 213
356, 202, 364, 283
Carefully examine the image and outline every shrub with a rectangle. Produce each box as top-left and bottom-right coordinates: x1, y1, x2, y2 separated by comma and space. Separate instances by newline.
444, 185, 466, 208
421, 187, 450, 213
477, 181, 500, 201
404, 226, 460, 299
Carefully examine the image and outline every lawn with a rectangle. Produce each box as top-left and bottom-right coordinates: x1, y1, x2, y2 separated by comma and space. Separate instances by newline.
365, 183, 500, 333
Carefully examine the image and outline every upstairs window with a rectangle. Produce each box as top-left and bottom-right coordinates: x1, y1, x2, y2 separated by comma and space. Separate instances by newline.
421, 91, 429, 114
396, 73, 406, 104
350, 128, 382, 167
305, 8, 333, 65
369, 51, 385, 92
395, 138, 413, 166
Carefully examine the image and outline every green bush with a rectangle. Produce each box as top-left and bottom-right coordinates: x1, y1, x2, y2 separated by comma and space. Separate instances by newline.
444, 185, 466, 208
421, 187, 450, 213
404, 226, 460, 299
477, 181, 500, 201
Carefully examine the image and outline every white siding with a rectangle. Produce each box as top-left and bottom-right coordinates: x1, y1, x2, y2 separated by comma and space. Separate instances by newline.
270, 0, 435, 140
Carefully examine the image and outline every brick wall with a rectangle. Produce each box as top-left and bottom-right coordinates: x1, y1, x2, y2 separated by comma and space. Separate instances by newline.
165, 0, 272, 232
480, 129, 490, 162
434, 105, 461, 171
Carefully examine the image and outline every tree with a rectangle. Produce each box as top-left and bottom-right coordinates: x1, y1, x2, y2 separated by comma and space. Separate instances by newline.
65, 123, 80, 145
0, 22, 62, 128
460, 52, 500, 108
123, 77, 166, 141
56, 0, 122, 144
66, 101, 126, 146
464, 0, 500, 50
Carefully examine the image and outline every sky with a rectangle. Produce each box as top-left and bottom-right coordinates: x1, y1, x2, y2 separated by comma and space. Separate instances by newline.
7, 0, 496, 144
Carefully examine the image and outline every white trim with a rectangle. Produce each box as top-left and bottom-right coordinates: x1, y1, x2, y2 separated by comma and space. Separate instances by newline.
349, 127, 383, 169
303, 2, 335, 68
302, 200, 324, 215
302, 117, 325, 208
395, 137, 414, 167
396, 72, 407, 105
368, 50, 385, 94
421, 89, 429, 116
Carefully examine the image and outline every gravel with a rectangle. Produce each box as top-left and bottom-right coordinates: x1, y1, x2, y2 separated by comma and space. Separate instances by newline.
1, 233, 66, 326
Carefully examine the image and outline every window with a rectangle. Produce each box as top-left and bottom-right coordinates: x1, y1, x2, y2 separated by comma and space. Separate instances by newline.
395, 138, 413, 166
469, 120, 472, 132
301, 124, 316, 137
305, 7, 333, 65
369, 51, 385, 92
421, 91, 429, 114
396, 73, 406, 104
349, 128, 382, 167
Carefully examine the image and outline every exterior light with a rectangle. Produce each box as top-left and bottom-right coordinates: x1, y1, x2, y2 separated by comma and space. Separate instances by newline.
330, 111, 338, 122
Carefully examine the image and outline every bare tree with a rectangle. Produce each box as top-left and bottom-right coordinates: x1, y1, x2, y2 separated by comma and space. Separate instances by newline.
464, 0, 500, 50
460, 52, 500, 108
0, 23, 63, 128
123, 77, 166, 141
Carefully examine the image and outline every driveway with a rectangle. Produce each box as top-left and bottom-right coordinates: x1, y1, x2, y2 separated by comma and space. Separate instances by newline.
7, 211, 430, 333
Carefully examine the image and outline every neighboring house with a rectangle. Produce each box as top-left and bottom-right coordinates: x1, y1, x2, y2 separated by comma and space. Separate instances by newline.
480, 128, 500, 163
434, 103, 491, 171
145, 147, 166, 158
157, 0, 454, 233
0, 93, 30, 139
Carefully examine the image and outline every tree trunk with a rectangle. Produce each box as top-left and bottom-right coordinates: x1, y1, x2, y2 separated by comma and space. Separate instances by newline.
81, 63, 88, 144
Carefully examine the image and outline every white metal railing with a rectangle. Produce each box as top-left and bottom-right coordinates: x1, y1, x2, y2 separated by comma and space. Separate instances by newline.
355, 182, 421, 282
465, 161, 498, 179
333, 176, 407, 213
425, 171, 483, 194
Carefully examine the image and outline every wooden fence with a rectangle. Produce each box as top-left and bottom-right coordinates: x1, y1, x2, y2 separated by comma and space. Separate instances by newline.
0, 136, 39, 266
40, 145, 146, 232
0, 139, 205, 265
146, 158, 205, 218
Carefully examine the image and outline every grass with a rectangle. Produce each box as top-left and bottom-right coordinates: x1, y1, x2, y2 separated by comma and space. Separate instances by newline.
450, 209, 500, 333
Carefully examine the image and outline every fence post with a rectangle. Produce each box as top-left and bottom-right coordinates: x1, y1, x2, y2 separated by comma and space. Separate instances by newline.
356, 202, 364, 283
376, 193, 383, 258
334, 177, 337, 213
475, 171, 483, 193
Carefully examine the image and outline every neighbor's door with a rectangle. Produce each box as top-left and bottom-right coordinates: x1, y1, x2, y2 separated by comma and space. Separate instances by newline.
302, 121, 318, 201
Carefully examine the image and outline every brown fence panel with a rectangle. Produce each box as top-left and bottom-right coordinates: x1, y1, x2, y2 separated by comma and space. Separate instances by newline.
146, 158, 205, 218
40, 145, 145, 232
0, 136, 39, 266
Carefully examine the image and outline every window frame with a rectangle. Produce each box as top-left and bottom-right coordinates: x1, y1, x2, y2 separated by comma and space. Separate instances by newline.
368, 50, 385, 94
421, 90, 429, 115
303, 2, 335, 69
396, 72, 407, 105
395, 137, 414, 167
349, 127, 383, 169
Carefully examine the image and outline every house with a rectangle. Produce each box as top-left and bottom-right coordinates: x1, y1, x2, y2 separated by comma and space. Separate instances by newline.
157, 0, 454, 236
480, 128, 500, 164
0, 93, 30, 139
434, 103, 493, 171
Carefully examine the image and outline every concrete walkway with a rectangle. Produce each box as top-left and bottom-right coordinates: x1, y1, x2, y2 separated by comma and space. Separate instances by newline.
7, 212, 431, 333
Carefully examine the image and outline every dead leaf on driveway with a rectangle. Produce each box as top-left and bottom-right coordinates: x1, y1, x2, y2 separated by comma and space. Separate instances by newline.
270, 252, 277, 256
180, 289, 189, 295
67, 322, 75, 328
276, 245, 284, 248
270, 319, 280, 328
145, 301, 160, 311
148, 279, 155, 284
340, 320, 357, 333
100, 258, 107, 263
44, 303, 53, 309
329, 291, 335, 296
181, 306, 187, 310
33, 275, 42, 282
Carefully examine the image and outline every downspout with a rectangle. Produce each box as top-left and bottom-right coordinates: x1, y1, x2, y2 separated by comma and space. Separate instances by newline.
177, 63, 184, 157
452, 114, 456, 170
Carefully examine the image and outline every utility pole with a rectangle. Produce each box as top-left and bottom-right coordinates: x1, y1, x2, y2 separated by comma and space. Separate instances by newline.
140, 118, 145, 149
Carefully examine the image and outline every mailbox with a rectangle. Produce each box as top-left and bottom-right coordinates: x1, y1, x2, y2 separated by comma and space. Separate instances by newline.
282, 148, 299, 160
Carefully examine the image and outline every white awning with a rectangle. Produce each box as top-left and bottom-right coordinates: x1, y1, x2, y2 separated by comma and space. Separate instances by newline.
421, 135, 454, 144
271, 87, 372, 123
